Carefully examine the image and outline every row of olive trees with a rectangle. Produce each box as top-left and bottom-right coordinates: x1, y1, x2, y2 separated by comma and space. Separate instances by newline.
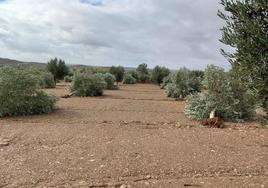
178, 0, 267, 123
160, 64, 256, 122
46, 57, 171, 87
109, 63, 170, 85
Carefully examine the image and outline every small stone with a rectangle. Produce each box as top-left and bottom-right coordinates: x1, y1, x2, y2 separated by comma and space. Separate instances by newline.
120, 184, 127, 188
79, 181, 87, 185
175, 122, 181, 128
0, 141, 9, 147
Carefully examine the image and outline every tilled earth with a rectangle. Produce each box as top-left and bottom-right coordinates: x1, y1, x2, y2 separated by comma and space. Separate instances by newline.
0, 84, 267, 188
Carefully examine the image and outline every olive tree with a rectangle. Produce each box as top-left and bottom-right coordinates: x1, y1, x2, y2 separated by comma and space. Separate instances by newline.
47, 58, 69, 83
219, 0, 268, 114
0, 66, 58, 117
110, 66, 125, 84
166, 68, 202, 98
70, 73, 107, 97
185, 65, 256, 122
136, 63, 150, 83
151, 66, 170, 85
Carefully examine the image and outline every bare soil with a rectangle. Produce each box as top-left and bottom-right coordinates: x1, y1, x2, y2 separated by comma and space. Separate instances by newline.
0, 84, 267, 188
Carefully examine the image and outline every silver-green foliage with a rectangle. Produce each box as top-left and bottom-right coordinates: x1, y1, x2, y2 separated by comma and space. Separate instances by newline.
0, 66, 58, 117
70, 73, 107, 96
160, 73, 176, 89
64, 75, 73, 83
185, 93, 217, 120
41, 72, 55, 88
103, 73, 117, 90
22, 67, 55, 88
185, 65, 256, 122
166, 83, 181, 98
123, 73, 137, 84
166, 68, 201, 98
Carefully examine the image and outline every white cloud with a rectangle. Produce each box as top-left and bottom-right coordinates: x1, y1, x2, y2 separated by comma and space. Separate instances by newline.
0, 0, 229, 69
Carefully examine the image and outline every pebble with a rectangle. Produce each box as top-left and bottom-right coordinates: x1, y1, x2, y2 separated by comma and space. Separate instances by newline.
120, 184, 127, 188
0, 141, 9, 147
175, 122, 181, 128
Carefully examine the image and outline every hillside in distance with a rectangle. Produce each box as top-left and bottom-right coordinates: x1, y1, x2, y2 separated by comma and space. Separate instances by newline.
0, 57, 46, 69
0, 57, 136, 71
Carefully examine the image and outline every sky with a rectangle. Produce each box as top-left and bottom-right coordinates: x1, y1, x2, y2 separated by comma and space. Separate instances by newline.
0, 0, 230, 69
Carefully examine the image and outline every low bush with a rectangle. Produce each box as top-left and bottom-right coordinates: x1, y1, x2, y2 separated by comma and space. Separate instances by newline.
80, 67, 109, 74
64, 75, 73, 83
21, 67, 55, 88
185, 93, 219, 120
151, 66, 170, 85
160, 73, 175, 89
123, 73, 137, 84
41, 72, 56, 88
165, 68, 203, 98
166, 83, 181, 98
185, 65, 256, 122
103, 73, 117, 90
110, 66, 125, 83
70, 73, 107, 96
129, 70, 139, 81
136, 63, 150, 83
186, 91, 256, 122
0, 66, 58, 117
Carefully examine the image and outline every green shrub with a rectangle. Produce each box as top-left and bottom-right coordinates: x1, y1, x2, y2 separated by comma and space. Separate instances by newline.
25, 68, 55, 89
166, 83, 181, 98
42, 72, 56, 88
80, 67, 109, 74
123, 74, 137, 84
151, 66, 170, 85
47, 58, 69, 82
185, 65, 256, 122
136, 63, 150, 83
103, 73, 117, 90
165, 68, 203, 98
70, 73, 107, 96
186, 91, 256, 122
189, 70, 203, 93
129, 70, 139, 81
110, 66, 125, 83
185, 93, 215, 120
0, 66, 58, 117
64, 75, 73, 83
160, 73, 175, 89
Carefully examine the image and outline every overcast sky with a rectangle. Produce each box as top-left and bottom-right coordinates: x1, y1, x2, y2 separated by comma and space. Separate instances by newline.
0, 0, 230, 69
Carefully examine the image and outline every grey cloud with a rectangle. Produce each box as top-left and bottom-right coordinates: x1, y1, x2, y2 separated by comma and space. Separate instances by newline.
0, 0, 229, 69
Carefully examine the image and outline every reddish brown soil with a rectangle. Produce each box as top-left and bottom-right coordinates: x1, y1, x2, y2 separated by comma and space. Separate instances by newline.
0, 84, 267, 188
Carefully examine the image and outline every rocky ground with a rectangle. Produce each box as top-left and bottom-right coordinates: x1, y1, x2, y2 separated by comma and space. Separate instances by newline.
0, 84, 267, 187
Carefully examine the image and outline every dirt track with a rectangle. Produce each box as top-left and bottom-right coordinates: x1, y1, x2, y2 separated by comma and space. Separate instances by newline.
0, 84, 268, 187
